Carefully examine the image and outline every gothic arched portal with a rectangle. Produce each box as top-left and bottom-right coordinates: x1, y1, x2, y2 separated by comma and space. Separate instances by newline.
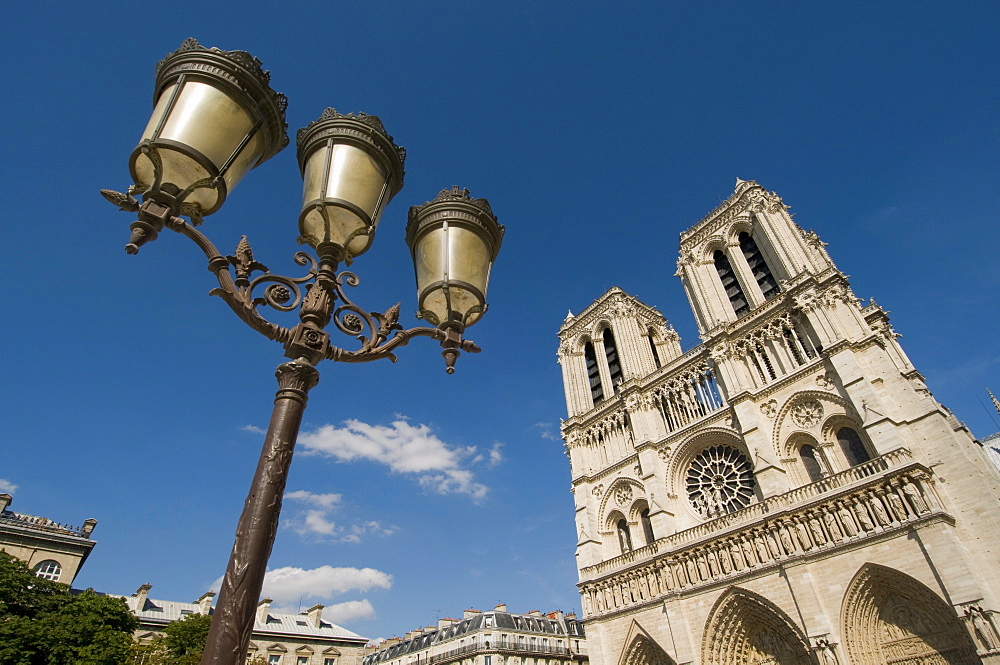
842, 564, 981, 665
702, 588, 814, 665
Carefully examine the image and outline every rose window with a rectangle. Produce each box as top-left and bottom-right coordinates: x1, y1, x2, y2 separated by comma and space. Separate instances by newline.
686, 445, 756, 518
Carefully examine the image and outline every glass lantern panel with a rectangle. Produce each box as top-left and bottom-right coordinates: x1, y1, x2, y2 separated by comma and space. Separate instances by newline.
413, 226, 446, 295
445, 225, 491, 296
135, 81, 265, 208
152, 81, 259, 170
413, 224, 492, 326
300, 143, 388, 254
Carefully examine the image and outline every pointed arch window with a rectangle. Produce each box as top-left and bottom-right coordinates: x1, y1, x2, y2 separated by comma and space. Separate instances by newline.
584, 342, 604, 406
616, 519, 633, 554
714, 250, 749, 317
647, 328, 661, 368
799, 444, 824, 482
739, 231, 780, 300
603, 328, 623, 390
640, 509, 655, 545
838, 427, 872, 466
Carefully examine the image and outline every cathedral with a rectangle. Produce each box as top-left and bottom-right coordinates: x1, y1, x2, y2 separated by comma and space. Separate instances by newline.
556, 180, 1000, 665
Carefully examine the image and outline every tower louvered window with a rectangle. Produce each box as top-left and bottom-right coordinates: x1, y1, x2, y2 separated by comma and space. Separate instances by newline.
584, 342, 604, 405
714, 250, 749, 317
603, 328, 623, 390
739, 231, 780, 300
648, 328, 661, 368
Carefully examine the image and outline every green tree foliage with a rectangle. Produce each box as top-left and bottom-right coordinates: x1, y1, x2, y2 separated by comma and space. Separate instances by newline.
0, 551, 138, 664
127, 611, 213, 665
162, 612, 212, 664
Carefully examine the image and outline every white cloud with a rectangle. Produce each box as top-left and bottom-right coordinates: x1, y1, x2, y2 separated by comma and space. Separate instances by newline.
210, 565, 392, 607
283, 490, 395, 543
488, 443, 504, 466
323, 599, 377, 624
242, 424, 266, 435
285, 490, 341, 510
532, 422, 560, 441
298, 418, 495, 500
262, 566, 392, 604
0, 479, 17, 494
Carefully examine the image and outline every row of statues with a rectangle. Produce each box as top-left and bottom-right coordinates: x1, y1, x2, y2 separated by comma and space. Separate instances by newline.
582, 473, 934, 615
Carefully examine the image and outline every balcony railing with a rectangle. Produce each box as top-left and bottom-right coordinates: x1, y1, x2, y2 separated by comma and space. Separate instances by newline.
579, 455, 940, 618
581, 447, 917, 579
0, 511, 87, 537
424, 640, 584, 665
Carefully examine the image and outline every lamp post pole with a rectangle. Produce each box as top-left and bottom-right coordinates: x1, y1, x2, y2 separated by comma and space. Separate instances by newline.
102, 39, 503, 665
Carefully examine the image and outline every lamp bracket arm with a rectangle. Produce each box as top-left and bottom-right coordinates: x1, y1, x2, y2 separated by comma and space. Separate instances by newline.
331, 325, 444, 363
166, 218, 291, 345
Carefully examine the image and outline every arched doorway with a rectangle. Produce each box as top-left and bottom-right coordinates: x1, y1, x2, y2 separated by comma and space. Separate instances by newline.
842, 564, 981, 665
702, 588, 814, 665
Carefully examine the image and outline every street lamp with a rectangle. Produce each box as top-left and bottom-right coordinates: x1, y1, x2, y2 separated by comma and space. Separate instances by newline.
101, 38, 503, 665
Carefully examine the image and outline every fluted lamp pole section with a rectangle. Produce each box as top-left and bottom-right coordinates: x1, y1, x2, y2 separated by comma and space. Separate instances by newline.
101, 39, 503, 665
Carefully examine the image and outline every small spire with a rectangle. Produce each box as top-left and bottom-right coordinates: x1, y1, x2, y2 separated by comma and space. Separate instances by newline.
989, 389, 1000, 415
565, 310, 574, 322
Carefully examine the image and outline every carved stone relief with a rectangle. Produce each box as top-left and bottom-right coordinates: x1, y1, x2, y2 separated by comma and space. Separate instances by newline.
791, 400, 823, 428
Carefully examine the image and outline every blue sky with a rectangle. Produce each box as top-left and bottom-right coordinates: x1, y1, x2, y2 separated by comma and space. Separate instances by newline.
2, 0, 998, 642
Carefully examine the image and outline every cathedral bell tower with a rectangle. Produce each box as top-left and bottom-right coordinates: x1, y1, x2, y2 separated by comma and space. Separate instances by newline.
557, 180, 1000, 665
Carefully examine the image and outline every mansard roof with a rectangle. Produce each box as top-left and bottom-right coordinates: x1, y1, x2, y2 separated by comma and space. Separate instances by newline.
365, 610, 585, 665
117, 593, 367, 642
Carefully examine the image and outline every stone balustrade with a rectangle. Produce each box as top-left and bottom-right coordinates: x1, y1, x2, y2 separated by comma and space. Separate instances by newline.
0, 510, 87, 537
579, 454, 939, 618
581, 448, 914, 579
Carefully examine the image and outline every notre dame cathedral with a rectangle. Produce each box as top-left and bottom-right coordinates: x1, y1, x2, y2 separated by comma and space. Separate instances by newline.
556, 179, 1000, 665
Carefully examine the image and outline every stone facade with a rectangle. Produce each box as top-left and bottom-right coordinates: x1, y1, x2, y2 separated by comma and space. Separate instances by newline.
364, 605, 587, 665
120, 584, 368, 665
556, 180, 1000, 665
0, 492, 97, 585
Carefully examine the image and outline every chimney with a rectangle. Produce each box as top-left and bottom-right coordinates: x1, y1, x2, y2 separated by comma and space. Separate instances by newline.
405, 629, 423, 639
196, 591, 215, 615
81, 518, 98, 537
494, 603, 507, 613
528, 610, 542, 617
305, 603, 324, 628
133, 583, 152, 610
256, 598, 272, 624
463, 608, 481, 620
565, 612, 577, 620
0, 493, 12, 512
547, 611, 564, 621
438, 617, 458, 630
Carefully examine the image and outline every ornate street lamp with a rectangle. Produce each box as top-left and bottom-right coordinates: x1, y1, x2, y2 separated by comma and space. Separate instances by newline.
101, 39, 503, 665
